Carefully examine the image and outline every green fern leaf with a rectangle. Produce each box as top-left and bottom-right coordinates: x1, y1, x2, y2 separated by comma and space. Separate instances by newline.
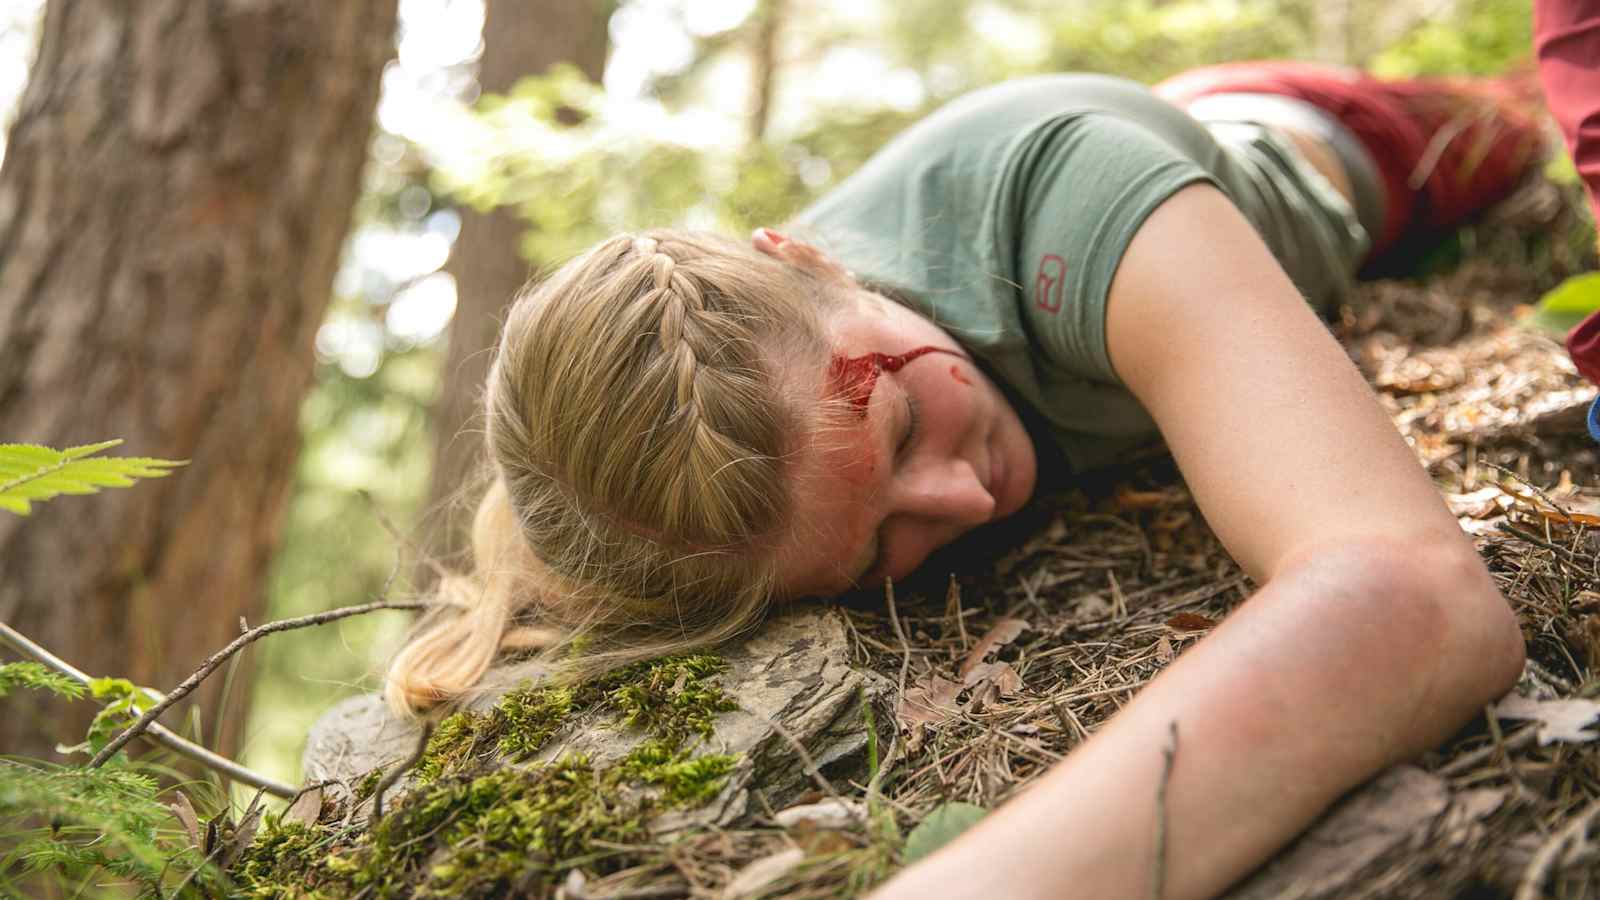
0, 441, 186, 516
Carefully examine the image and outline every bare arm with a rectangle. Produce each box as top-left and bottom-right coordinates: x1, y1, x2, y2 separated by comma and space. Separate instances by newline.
870, 185, 1524, 899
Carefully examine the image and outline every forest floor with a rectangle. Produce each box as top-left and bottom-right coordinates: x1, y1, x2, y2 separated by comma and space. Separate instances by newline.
546, 191, 1600, 899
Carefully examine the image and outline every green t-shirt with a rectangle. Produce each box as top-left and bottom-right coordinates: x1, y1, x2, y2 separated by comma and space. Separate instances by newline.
793, 74, 1297, 472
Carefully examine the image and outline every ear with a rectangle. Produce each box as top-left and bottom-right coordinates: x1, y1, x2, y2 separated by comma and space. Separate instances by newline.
750, 227, 855, 284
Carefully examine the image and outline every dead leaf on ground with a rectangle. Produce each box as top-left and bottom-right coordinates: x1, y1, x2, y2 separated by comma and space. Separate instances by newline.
1493, 694, 1600, 745
772, 799, 865, 830
1445, 486, 1511, 519
958, 618, 1027, 678
284, 786, 324, 828
897, 674, 962, 735
1155, 636, 1175, 664
962, 661, 1022, 696
1166, 612, 1219, 632
721, 847, 806, 899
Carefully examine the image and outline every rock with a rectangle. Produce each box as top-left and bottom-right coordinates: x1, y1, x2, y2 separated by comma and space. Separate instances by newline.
300, 606, 895, 829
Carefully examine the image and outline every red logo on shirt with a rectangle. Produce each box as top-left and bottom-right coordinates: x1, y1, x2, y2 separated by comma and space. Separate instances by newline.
1035, 255, 1066, 313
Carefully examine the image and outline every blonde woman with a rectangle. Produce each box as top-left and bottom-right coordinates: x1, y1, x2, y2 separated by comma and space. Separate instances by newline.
389, 63, 1537, 898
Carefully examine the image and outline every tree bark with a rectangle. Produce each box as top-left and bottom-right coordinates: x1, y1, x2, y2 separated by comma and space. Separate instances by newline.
0, 0, 398, 758
418, 0, 608, 573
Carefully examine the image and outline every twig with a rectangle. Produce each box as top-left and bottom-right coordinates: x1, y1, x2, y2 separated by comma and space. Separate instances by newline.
1514, 793, 1600, 900
1151, 721, 1180, 900
1437, 724, 1537, 776
1497, 522, 1584, 567
1484, 461, 1574, 521
0, 621, 295, 798
88, 599, 429, 769
371, 721, 434, 823
884, 577, 911, 699
947, 575, 968, 654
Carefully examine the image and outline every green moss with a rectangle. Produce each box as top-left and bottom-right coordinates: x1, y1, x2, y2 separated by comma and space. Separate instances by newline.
231, 819, 348, 899
595, 654, 738, 746
234, 654, 743, 896
619, 739, 738, 806
491, 685, 574, 760
413, 709, 488, 783
353, 766, 385, 802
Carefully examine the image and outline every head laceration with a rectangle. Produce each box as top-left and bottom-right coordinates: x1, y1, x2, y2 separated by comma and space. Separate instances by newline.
826, 346, 968, 417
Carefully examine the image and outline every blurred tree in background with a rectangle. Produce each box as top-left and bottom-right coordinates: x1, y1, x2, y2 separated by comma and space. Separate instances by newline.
0, 0, 398, 760
418, 0, 613, 578
0, 0, 1542, 785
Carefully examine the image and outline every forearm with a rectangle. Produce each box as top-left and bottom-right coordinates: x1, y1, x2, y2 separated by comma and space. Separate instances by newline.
871, 541, 1522, 900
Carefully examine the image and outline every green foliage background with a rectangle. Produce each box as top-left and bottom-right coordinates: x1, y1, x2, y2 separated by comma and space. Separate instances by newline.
243, 0, 1552, 789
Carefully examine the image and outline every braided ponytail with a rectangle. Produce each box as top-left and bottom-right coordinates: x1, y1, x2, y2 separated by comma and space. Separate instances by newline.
386, 230, 842, 714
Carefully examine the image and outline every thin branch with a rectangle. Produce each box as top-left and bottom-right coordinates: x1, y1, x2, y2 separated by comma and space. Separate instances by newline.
88, 599, 428, 770
1515, 792, 1600, 900
0, 621, 295, 798
371, 721, 434, 823
884, 577, 911, 699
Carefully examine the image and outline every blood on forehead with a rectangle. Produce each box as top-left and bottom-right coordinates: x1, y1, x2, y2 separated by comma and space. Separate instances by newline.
825, 346, 965, 417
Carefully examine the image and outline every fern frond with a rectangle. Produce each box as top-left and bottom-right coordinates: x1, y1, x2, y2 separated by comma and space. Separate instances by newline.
0, 662, 86, 700
0, 441, 186, 516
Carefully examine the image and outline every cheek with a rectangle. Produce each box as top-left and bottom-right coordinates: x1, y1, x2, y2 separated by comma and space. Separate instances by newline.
815, 421, 880, 489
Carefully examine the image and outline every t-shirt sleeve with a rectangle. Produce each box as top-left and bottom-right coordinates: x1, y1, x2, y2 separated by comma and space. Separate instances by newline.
1010, 112, 1217, 384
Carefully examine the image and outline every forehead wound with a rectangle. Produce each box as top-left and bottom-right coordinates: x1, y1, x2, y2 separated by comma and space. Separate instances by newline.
824, 346, 965, 416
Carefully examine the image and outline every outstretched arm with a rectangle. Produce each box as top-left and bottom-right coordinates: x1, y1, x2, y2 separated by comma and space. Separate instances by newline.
870, 185, 1524, 899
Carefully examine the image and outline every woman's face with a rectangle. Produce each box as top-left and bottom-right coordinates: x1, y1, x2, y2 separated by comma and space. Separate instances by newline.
773, 288, 1039, 598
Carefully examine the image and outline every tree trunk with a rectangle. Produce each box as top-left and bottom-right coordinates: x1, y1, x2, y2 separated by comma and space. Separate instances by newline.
418, 0, 608, 572
0, 0, 398, 759
748, 0, 786, 143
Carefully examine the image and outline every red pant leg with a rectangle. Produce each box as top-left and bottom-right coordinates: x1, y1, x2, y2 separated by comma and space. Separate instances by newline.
1156, 61, 1543, 254
1536, 0, 1600, 228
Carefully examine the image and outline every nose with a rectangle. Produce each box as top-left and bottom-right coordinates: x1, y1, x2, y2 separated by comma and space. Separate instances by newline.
891, 457, 996, 527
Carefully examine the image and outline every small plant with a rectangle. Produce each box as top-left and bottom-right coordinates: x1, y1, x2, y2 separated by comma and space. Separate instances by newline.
0, 440, 185, 515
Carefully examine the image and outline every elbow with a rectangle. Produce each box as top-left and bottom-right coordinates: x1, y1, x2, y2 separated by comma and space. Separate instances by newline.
1356, 536, 1526, 721
1276, 534, 1525, 753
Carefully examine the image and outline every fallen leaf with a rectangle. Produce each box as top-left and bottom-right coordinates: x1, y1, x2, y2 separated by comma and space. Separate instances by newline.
897, 675, 962, 731
962, 661, 1022, 696
558, 870, 587, 900
773, 799, 865, 830
1493, 694, 1600, 745
284, 786, 323, 828
721, 847, 806, 899
1154, 636, 1175, 664
168, 790, 201, 850
1445, 486, 1510, 519
1166, 612, 1218, 632
958, 618, 1027, 678
903, 802, 988, 864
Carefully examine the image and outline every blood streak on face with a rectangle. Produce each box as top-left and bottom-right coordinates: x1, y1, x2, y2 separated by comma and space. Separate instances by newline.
825, 346, 966, 418
949, 365, 972, 386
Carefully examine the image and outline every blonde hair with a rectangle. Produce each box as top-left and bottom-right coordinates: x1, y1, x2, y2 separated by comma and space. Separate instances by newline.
385, 230, 840, 714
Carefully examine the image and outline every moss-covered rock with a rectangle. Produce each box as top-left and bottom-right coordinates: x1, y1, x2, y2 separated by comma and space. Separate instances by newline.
280, 609, 895, 896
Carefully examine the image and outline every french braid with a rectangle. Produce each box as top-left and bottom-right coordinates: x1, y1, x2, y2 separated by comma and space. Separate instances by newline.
386, 230, 840, 712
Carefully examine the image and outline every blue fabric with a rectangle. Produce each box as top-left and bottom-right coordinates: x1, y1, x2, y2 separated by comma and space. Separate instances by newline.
1588, 396, 1600, 442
